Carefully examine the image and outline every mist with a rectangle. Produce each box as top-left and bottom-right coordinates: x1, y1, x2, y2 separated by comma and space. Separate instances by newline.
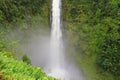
5, 1, 86, 78
9, 27, 85, 80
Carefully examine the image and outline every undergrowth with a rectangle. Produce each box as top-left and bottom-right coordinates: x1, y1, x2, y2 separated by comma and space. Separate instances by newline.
0, 52, 55, 80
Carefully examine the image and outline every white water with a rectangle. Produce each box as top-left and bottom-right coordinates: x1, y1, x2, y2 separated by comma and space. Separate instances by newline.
50, 0, 62, 68
48, 0, 67, 79
46, 0, 85, 80
18, 0, 86, 80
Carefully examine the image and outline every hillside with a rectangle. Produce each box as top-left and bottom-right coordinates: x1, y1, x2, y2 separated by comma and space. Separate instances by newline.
0, 51, 55, 80
62, 0, 120, 80
0, 0, 120, 80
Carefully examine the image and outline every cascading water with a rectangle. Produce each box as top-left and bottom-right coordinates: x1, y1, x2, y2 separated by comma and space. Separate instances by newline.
20, 0, 86, 79
50, 0, 62, 68
48, 0, 68, 79
44, 0, 86, 80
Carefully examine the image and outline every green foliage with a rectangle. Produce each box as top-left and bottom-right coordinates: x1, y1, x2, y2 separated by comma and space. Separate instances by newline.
0, 0, 50, 26
0, 1, 54, 80
62, 0, 120, 79
98, 25, 120, 76
22, 54, 31, 64
0, 0, 120, 79
0, 52, 55, 80
0, 0, 50, 54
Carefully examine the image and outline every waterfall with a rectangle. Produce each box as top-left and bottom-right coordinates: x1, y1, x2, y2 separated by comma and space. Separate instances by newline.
44, 0, 86, 80
50, 0, 62, 68
48, 0, 67, 79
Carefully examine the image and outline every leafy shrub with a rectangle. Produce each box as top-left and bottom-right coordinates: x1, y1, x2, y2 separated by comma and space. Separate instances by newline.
22, 54, 31, 64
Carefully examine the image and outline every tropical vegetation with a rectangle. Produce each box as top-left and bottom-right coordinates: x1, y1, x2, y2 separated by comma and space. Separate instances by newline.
0, 0, 120, 80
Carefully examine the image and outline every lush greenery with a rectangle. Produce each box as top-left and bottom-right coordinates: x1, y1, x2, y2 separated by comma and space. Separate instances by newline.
0, 0, 50, 24
0, 0, 120, 80
0, 51, 55, 80
62, 0, 120, 80
0, 0, 52, 80
0, 0, 50, 52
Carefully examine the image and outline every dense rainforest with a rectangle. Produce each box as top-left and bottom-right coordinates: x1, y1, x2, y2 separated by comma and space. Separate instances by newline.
62, 0, 120, 80
0, 0, 120, 80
